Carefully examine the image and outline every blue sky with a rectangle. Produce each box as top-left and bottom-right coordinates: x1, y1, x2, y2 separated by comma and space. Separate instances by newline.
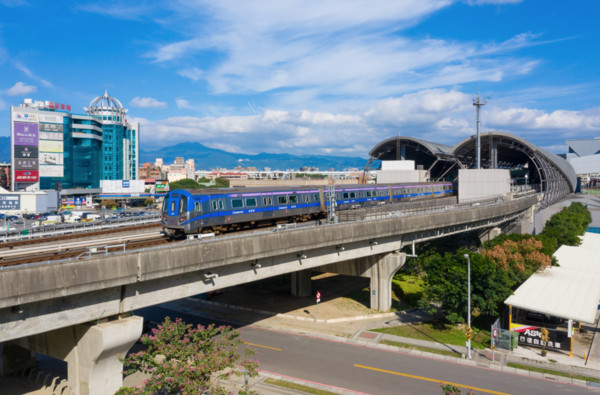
1, 0, 599, 157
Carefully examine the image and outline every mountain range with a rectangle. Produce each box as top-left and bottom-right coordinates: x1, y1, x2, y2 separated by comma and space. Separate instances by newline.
140, 142, 368, 171
0, 137, 368, 171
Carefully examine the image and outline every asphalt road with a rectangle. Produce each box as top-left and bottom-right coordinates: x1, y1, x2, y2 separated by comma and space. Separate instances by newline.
140, 305, 599, 395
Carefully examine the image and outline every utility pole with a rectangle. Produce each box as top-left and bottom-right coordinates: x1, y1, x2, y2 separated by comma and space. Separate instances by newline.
464, 253, 472, 359
473, 92, 487, 169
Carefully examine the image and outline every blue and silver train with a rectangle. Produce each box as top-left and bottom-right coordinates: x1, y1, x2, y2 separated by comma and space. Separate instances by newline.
161, 182, 454, 237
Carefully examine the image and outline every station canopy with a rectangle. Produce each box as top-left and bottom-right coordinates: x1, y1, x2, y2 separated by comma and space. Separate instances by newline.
504, 232, 600, 324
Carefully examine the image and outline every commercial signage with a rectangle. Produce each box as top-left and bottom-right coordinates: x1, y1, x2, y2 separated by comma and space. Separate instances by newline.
122, 180, 130, 188
14, 145, 39, 158
12, 111, 38, 123
155, 180, 168, 193
0, 195, 20, 210
47, 102, 71, 111
39, 140, 64, 153
15, 158, 39, 170
13, 122, 39, 146
513, 325, 570, 351
39, 152, 64, 165
39, 123, 64, 132
39, 113, 64, 123
39, 165, 64, 177
39, 131, 64, 141
14, 170, 39, 182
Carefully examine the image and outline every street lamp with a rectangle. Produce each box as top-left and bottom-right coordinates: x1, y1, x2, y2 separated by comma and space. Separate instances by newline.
463, 253, 472, 359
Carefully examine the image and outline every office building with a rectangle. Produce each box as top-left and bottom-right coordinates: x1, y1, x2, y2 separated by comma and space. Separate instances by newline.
10, 92, 139, 191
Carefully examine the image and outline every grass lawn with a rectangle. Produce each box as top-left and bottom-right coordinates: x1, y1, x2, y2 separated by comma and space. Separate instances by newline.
380, 339, 462, 358
372, 322, 491, 349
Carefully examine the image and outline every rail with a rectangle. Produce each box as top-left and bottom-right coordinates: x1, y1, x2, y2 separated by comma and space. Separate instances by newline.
0, 215, 160, 244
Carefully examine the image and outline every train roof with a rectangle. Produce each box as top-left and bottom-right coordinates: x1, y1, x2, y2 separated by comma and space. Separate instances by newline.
169, 181, 453, 196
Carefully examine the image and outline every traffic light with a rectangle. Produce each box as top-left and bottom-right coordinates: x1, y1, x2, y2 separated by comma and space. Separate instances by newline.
467, 326, 472, 340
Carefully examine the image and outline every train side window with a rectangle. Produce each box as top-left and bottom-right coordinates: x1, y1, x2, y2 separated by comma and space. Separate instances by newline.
314, 194, 319, 201
263, 196, 272, 205
342, 192, 349, 199
246, 198, 257, 207
278, 196, 287, 204
350, 192, 356, 198
232, 199, 243, 208
218, 200, 224, 210
289, 195, 298, 203
366, 191, 372, 197
211, 201, 217, 210
195, 201, 201, 212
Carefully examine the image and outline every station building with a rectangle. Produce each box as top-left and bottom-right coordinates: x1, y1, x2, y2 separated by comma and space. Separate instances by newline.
9, 91, 139, 192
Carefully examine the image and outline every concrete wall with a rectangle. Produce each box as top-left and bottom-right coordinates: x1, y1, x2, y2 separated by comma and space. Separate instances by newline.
381, 160, 415, 170
376, 170, 428, 183
458, 169, 510, 203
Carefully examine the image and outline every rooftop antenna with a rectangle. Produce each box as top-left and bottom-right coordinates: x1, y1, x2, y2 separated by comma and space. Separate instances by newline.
473, 86, 488, 169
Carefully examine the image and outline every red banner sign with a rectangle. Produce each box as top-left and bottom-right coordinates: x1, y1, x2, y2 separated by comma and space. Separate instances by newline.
14, 170, 39, 182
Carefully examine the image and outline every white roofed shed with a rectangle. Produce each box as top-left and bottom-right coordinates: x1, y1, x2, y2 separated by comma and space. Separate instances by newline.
504, 232, 600, 324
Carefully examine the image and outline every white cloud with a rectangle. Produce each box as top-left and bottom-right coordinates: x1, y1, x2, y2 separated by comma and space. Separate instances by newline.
5, 81, 36, 96
14, 62, 52, 88
130, 96, 168, 108
176, 99, 193, 109
487, 107, 600, 131
177, 67, 204, 81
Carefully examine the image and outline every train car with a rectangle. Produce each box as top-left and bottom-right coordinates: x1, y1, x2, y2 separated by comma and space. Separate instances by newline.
161, 182, 454, 237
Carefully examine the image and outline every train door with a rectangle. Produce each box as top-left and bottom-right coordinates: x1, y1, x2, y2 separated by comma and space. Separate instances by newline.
261, 194, 274, 220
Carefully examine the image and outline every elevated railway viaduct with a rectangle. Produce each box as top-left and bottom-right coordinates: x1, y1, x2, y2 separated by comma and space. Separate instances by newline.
0, 132, 577, 394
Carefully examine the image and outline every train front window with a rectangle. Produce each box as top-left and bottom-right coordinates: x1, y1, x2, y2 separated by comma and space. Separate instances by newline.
179, 195, 187, 214
170, 201, 175, 212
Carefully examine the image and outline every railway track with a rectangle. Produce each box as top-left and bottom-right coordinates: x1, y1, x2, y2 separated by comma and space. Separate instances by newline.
0, 232, 172, 268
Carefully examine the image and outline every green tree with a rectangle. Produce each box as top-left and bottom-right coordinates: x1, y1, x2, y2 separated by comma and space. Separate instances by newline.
119, 317, 259, 394
169, 178, 203, 190
214, 177, 230, 188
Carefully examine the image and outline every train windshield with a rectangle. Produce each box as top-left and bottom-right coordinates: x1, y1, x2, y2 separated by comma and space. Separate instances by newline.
179, 195, 187, 214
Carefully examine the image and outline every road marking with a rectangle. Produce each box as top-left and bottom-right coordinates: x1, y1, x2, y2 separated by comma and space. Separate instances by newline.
354, 364, 511, 395
243, 341, 282, 351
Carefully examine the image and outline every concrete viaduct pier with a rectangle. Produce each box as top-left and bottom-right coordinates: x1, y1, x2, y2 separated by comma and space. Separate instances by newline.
0, 195, 537, 393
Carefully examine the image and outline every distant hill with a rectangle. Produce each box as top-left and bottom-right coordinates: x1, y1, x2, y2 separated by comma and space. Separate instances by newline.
140, 142, 368, 171
0, 136, 9, 163
0, 138, 368, 171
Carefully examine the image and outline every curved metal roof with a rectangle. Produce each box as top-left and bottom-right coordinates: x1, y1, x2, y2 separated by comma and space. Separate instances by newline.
365, 132, 576, 208
369, 136, 454, 157
88, 90, 123, 109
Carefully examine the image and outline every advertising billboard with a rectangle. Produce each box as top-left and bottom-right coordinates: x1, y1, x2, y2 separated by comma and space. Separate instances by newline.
39, 123, 64, 132
39, 152, 64, 165
155, 180, 168, 193
39, 131, 63, 140
0, 195, 20, 210
14, 158, 39, 170
14, 170, 39, 182
39, 165, 64, 177
39, 140, 64, 153
13, 122, 39, 146
14, 145, 39, 158
39, 113, 64, 124
12, 111, 38, 123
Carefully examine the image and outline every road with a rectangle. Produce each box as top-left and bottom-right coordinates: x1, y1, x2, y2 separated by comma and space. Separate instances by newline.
139, 305, 598, 395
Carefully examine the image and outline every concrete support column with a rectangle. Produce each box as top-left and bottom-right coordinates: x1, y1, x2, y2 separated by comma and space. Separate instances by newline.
369, 252, 406, 311
291, 269, 312, 297
28, 315, 143, 395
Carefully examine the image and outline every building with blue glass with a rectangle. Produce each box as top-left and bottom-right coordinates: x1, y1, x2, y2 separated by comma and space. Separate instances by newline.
10, 91, 139, 191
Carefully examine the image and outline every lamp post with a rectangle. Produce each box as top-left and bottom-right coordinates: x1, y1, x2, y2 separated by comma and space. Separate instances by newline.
463, 253, 472, 359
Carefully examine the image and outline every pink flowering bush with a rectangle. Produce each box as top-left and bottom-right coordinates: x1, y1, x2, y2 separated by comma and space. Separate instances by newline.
118, 317, 259, 394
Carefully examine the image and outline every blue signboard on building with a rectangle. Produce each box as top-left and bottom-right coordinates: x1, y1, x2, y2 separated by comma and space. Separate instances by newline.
122, 180, 130, 188
0, 195, 20, 210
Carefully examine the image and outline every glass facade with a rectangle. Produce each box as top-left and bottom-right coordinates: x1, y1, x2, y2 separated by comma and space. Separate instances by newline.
15, 91, 139, 191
